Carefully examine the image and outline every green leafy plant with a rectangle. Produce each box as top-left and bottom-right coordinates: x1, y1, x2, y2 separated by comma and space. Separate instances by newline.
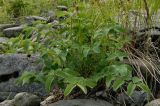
8, 1, 150, 97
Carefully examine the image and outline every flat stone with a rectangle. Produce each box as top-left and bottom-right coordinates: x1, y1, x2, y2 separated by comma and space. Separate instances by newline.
0, 24, 19, 31
48, 99, 113, 106
56, 6, 68, 11
25, 16, 48, 25
3, 26, 23, 38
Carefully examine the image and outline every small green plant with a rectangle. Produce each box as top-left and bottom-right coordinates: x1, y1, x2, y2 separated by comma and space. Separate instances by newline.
0, 0, 55, 22
6, 0, 28, 18
6, 1, 150, 97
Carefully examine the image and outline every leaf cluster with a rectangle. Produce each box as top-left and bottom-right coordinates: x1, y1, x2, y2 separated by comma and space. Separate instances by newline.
7, 1, 150, 97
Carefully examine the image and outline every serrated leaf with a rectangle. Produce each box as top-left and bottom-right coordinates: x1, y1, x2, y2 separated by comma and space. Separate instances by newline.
112, 79, 125, 91
127, 82, 136, 96
64, 84, 76, 96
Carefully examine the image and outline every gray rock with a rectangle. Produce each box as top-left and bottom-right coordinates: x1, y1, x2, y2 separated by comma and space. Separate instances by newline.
0, 100, 15, 106
56, 6, 68, 11
0, 78, 46, 101
0, 54, 42, 76
48, 99, 113, 106
0, 37, 8, 43
14, 92, 41, 106
117, 91, 148, 106
0, 92, 17, 100
0, 54, 46, 100
25, 16, 48, 25
145, 99, 160, 106
0, 24, 19, 31
3, 26, 23, 38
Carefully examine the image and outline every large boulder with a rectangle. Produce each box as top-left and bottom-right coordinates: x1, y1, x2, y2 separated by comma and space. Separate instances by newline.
0, 54, 42, 76
0, 54, 45, 101
48, 99, 113, 106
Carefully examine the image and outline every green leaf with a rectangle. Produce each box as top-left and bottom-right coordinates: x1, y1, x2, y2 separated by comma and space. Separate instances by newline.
64, 84, 76, 96
106, 74, 115, 87
112, 78, 125, 91
137, 83, 151, 93
77, 84, 87, 94
92, 41, 101, 53
83, 46, 90, 57
108, 64, 131, 77
107, 51, 127, 61
112, 25, 125, 33
55, 68, 79, 79
22, 76, 32, 85
54, 48, 62, 55
45, 75, 55, 92
127, 82, 136, 96
132, 77, 142, 84
18, 72, 35, 85
85, 79, 96, 88
60, 52, 67, 62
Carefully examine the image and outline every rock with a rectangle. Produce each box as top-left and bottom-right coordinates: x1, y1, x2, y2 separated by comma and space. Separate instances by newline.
0, 54, 42, 76
25, 16, 48, 25
3, 26, 23, 38
145, 99, 160, 106
0, 92, 17, 101
40, 11, 55, 22
0, 100, 15, 106
56, 6, 68, 11
47, 99, 113, 106
117, 91, 148, 106
0, 78, 46, 101
0, 24, 19, 31
0, 54, 45, 100
0, 37, 8, 43
14, 92, 41, 106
